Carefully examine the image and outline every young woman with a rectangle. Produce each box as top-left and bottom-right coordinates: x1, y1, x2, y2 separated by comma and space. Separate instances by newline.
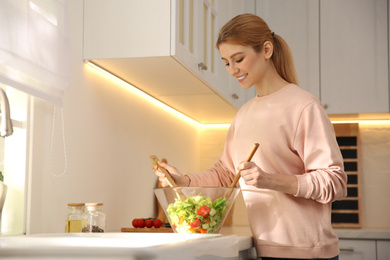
153, 13, 347, 260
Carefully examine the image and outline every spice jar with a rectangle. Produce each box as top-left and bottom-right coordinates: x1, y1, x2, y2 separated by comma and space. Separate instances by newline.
82, 202, 106, 233
65, 203, 85, 233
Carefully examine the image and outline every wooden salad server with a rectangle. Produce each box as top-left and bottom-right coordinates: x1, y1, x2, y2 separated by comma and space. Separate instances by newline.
150, 155, 187, 200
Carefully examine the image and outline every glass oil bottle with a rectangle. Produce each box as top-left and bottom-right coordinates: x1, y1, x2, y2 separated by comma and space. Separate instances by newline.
65, 203, 85, 233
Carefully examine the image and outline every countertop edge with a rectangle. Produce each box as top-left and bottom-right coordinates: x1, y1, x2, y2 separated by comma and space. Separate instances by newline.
237, 235, 253, 251
334, 229, 390, 240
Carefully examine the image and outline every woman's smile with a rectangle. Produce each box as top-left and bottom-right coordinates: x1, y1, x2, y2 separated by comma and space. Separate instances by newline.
237, 74, 248, 82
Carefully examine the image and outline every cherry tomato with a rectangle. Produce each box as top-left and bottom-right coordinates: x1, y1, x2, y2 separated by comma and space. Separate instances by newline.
145, 219, 153, 228
132, 218, 138, 228
197, 206, 210, 218
153, 219, 163, 228
132, 218, 145, 228
190, 218, 201, 228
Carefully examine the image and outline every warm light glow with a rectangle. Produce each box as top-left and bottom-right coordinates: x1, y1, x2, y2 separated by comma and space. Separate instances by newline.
85, 60, 202, 127
200, 123, 231, 128
85, 60, 390, 127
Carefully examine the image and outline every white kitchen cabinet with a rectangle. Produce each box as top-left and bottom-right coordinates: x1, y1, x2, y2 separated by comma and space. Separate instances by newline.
255, 0, 320, 98
377, 240, 390, 260
320, 0, 389, 114
84, 0, 239, 124
338, 239, 376, 260
216, 0, 257, 108
174, 0, 218, 89
256, 0, 389, 115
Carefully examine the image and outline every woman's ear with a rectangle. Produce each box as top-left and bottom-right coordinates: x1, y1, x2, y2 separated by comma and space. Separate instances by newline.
263, 41, 273, 59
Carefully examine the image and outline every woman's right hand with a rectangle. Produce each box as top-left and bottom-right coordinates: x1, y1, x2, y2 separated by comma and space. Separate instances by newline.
151, 161, 190, 187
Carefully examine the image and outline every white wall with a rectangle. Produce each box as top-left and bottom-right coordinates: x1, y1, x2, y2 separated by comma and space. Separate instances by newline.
26, 0, 201, 234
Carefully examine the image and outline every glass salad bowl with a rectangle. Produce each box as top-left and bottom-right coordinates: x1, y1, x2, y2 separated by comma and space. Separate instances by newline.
154, 187, 240, 234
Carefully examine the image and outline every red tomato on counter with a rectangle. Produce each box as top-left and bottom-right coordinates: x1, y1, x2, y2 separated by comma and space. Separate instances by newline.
132, 218, 145, 228
153, 219, 163, 228
145, 219, 153, 228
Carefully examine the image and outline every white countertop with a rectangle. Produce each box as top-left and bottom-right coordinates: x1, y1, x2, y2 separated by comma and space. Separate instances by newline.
220, 226, 253, 251
0, 233, 241, 260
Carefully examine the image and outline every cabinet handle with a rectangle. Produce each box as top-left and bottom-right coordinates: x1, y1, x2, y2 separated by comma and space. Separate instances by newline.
323, 104, 329, 109
231, 93, 239, 100
340, 247, 354, 252
198, 62, 208, 71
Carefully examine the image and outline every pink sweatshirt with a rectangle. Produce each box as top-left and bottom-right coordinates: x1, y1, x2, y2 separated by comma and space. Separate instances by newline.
187, 84, 347, 258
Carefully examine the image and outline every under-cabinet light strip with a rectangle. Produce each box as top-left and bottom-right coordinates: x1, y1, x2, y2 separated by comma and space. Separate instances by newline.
85, 60, 206, 127
85, 61, 389, 127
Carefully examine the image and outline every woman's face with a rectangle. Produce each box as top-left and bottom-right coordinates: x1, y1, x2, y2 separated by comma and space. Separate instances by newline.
219, 43, 268, 89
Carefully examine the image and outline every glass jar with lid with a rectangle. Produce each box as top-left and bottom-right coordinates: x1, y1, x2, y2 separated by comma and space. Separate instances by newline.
65, 203, 85, 233
83, 202, 106, 233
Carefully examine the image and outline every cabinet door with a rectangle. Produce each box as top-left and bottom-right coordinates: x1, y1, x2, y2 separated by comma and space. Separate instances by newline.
377, 240, 390, 260
173, 1, 219, 85
255, 0, 320, 98
172, 0, 199, 74
320, 0, 389, 114
338, 239, 376, 260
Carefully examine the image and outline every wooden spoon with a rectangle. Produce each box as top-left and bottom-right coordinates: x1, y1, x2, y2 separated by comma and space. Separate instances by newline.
150, 155, 186, 200
224, 143, 260, 198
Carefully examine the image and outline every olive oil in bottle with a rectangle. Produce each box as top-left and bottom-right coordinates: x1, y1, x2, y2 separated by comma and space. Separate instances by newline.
65, 203, 85, 233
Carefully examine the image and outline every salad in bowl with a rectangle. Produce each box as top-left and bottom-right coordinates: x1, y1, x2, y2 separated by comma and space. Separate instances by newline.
154, 187, 240, 234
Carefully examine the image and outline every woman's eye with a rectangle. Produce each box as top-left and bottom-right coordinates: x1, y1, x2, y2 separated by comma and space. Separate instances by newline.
224, 63, 230, 67
236, 58, 243, 63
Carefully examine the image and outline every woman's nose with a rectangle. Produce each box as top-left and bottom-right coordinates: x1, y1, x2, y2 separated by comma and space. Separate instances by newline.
227, 64, 239, 76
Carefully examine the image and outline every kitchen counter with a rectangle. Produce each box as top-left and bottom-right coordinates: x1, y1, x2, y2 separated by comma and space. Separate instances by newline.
0, 233, 242, 260
334, 229, 390, 240
220, 226, 256, 259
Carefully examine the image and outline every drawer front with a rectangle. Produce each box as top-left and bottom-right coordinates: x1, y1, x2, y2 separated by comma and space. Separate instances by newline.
377, 240, 390, 260
338, 239, 376, 260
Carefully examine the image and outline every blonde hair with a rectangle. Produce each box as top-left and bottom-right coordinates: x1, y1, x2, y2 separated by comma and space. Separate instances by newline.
216, 13, 299, 85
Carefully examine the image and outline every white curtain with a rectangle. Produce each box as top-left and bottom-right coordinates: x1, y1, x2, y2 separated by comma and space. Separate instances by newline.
0, 0, 70, 106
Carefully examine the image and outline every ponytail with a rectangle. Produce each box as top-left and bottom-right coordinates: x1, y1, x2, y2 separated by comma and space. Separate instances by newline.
272, 33, 299, 85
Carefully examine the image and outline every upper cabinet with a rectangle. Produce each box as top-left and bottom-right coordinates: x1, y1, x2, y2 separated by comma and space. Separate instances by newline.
84, 0, 252, 124
256, 0, 389, 115
255, 0, 320, 98
320, 0, 388, 114
172, 0, 217, 91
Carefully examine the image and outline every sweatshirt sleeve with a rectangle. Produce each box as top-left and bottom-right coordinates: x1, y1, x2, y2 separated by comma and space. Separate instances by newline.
187, 159, 235, 187
293, 101, 348, 204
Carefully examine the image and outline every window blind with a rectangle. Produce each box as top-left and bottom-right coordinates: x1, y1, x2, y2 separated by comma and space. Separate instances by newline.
0, 0, 70, 106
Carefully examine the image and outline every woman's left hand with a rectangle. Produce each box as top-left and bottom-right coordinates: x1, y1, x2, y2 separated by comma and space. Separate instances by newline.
238, 162, 266, 188
238, 161, 298, 195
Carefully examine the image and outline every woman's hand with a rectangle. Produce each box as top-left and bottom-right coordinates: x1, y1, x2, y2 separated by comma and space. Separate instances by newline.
238, 162, 298, 195
151, 161, 190, 187
239, 162, 266, 188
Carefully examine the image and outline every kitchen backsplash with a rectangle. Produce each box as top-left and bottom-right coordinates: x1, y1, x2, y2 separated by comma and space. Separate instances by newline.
198, 123, 390, 230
